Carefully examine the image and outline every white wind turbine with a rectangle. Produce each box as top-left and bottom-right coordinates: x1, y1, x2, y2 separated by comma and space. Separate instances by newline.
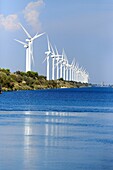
66, 60, 69, 81
74, 64, 77, 82
54, 46, 62, 80
51, 45, 61, 80
63, 52, 69, 81
14, 39, 29, 72
59, 50, 64, 79
43, 36, 52, 80
71, 59, 76, 81
80, 68, 85, 83
55, 49, 65, 79
15, 23, 45, 72
71, 60, 77, 82
69, 59, 75, 81
76, 65, 83, 82
81, 67, 88, 83
68, 64, 72, 81
51, 45, 56, 80
75, 63, 81, 82
61, 49, 68, 81
83, 70, 89, 83
86, 72, 89, 83
79, 67, 84, 83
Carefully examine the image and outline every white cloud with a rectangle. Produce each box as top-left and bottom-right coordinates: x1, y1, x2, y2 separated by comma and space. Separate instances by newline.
0, 14, 19, 31
0, 0, 45, 31
23, 0, 45, 31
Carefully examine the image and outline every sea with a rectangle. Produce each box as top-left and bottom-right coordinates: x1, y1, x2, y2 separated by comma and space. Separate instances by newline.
0, 87, 113, 170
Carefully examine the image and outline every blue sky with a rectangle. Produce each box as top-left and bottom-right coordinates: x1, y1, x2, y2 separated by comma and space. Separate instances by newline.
0, 0, 113, 84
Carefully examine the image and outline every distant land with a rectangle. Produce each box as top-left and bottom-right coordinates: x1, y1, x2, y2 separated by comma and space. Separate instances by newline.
0, 68, 90, 91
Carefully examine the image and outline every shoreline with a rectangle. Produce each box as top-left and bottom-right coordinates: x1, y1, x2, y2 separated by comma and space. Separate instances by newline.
2, 85, 90, 92
0, 68, 89, 92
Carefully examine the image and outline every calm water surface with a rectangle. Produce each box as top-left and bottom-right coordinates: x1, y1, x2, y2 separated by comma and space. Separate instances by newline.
0, 87, 113, 170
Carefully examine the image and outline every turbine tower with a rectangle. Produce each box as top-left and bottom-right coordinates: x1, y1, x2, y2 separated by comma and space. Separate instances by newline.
15, 23, 45, 72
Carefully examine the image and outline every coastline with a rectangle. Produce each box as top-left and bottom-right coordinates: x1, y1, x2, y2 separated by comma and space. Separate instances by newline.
0, 68, 89, 92
2, 80, 89, 92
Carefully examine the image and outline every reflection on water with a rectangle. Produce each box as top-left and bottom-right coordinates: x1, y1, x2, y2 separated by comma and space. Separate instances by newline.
24, 111, 32, 137
45, 112, 69, 148
24, 111, 33, 170
0, 111, 113, 170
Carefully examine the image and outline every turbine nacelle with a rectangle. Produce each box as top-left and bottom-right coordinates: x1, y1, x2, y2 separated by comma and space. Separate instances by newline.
45, 51, 51, 55
26, 38, 31, 42
24, 44, 29, 48
62, 61, 66, 65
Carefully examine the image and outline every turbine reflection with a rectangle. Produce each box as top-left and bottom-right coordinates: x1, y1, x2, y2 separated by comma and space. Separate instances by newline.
24, 111, 32, 169
45, 111, 68, 147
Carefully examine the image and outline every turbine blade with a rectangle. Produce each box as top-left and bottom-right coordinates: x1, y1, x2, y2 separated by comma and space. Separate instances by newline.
61, 49, 65, 59
33, 32, 39, 38
71, 58, 75, 65
14, 39, 27, 46
55, 45, 59, 55
47, 35, 51, 51
62, 48, 65, 56
19, 23, 32, 39
50, 43, 55, 55
32, 32, 45, 41
62, 49, 67, 60
42, 57, 47, 63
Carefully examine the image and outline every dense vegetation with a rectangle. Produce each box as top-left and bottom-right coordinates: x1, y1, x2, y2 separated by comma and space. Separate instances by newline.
0, 68, 89, 91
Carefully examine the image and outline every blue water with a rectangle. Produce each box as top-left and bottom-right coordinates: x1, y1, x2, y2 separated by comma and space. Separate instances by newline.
0, 87, 113, 170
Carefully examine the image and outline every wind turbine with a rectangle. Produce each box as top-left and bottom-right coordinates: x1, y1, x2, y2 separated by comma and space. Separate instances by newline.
43, 36, 52, 80
59, 50, 64, 79
14, 39, 29, 72
87, 72, 89, 83
69, 59, 74, 81
54, 46, 62, 80
83, 70, 89, 83
51, 45, 61, 80
79, 67, 83, 83
81, 67, 88, 83
68, 64, 71, 81
66, 60, 69, 81
76, 65, 83, 82
15, 23, 45, 72
71, 58, 76, 81
55, 49, 65, 79
63, 51, 69, 81
51, 45, 56, 80
61, 49, 68, 81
